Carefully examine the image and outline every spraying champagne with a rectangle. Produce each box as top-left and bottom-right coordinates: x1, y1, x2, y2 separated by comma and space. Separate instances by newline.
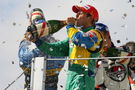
25, 8, 67, 41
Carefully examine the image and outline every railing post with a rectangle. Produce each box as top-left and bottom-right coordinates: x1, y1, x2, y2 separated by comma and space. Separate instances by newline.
30, 57, 47, 90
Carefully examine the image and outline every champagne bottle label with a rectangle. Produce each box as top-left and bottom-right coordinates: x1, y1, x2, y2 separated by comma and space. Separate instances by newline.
30, 8, 67, 38
30, 8, 49, 37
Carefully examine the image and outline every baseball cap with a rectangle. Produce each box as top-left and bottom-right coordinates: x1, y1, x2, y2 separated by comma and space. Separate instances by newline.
95, 23, 109, 32
72, 4, 99, 22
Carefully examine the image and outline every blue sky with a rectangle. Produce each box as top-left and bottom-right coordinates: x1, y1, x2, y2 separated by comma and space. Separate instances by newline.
0, 0, 135, 89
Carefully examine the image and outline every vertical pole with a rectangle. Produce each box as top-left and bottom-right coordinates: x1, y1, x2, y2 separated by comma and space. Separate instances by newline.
30, 57, 46, 90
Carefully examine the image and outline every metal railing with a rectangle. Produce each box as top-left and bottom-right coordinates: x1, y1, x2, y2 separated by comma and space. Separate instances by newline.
48, 56, 135, 60
4, 55, 135, 90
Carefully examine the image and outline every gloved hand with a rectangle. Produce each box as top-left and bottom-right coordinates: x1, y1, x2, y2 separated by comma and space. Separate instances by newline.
25, 24, 39, 42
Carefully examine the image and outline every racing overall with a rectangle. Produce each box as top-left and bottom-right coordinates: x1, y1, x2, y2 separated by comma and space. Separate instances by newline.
35, 24, 103, 90
18, 37, 65, 90
95, 48, 131, 90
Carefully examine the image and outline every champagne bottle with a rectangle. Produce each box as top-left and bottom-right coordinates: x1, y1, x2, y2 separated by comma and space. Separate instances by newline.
30, 8, 48, 38
30, 8, 45, 24
29, 8, 67, 38
47, 20, 67, 34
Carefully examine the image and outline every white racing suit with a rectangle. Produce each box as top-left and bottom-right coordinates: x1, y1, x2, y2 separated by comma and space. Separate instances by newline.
95, 62, 130, 90
128, 69, 135, 90
95, 42, 135, 90
95, 51, 131, 90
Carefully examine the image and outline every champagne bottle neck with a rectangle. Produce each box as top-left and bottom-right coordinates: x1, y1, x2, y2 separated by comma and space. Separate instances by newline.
60, 20, 67, 26
47, 20, 67, 34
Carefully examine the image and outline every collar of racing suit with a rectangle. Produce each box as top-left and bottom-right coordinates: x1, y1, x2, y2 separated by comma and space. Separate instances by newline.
82, 26, 95, 32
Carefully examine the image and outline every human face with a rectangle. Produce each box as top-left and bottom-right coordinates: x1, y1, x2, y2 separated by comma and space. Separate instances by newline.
126, 42, 135, 53
75, 11, 92, 29
129, 59, 135, 70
